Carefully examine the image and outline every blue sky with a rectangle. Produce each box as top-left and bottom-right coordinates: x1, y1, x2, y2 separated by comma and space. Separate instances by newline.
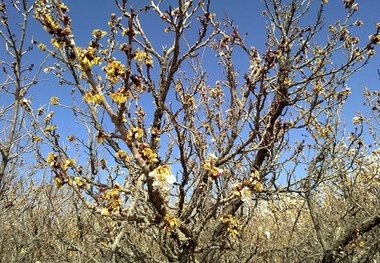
25, 0, 378, 117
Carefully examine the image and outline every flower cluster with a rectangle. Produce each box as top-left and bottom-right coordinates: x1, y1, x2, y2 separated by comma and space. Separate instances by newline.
203, 154, 223, 179
252, 180, 264, 192
134, 49, 153, 67
115, 149, 130, 163
50, 96, 60, 105
233, 178, 264, 202
109, 88, 130, 104
355, 153, 380, 183
77, 47, 102, 70
54, 176, 64, 189
164, 214, 181, 230
46, 152, 57, 166
149, 165, 176, 191
34, 2, 61, 34
38, 43, 47, 51
209, 84, 223, 99
44, 125, 58, 134
140, 146, 159, 165
102, 184, 123, 215
369, 33, 380, 45
92, 29, 107, 40
125, 127, 144, 145
83, 92, 104, 104
63, 158, 75, 171
96, 130, 110, 143
31, 135, 43, 143
220, 214, 242, 236
317, 123, 333, 139
104, 60, 125, 84
51, 38, 65, 49
74, 177, 88, 188
352, 114, 364, 124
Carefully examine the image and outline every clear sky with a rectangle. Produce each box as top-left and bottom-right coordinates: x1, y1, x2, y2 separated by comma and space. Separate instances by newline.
18, 0, 378, 120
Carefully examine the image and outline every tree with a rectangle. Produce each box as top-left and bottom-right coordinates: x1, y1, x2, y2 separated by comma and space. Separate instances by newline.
0, 1, 38, 193
2, 0, 377, 262
0, 0, 46, 194
0, 0, 53, 261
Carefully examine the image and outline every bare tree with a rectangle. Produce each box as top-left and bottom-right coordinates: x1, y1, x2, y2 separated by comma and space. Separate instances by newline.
0, 0, 53, 261
0, 0, 46, 194
26, 0, 380, 262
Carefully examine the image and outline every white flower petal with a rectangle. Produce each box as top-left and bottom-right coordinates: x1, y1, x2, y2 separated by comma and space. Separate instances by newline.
165, 173, 176, 184
152, 180, 161, 190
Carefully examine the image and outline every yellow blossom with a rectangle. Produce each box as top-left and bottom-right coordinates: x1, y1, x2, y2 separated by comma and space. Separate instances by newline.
31, 135, 43, 143
366, 49, 375, 57
207, 13, 216, 20
53, 176, 64, 189
109, 91, 129, 104
141, 147, 158, 164
42, 14, 61, 34
74, 177, 88, 188
134, 48, 153, 67
122, 28, 135, 36
220, 214, 242, 237
92, 29, 107, 39
328, 25, 336, 32
233, 181, 259, 202
38, 43, 47, 51
67, 135, 75, 142
318, 124, 333, 138
115, 150, 129, 162
96, 134, 105, 143
203, 155, 223, 178
51, 38, 63, 49
77, 47, 102, 70
313, 83, 323, 93
164, 214, 181, 230
50, 96, 60, 105
104, 184, 122, 212
37, 107, 44, 116
232, 184, 241, 196
83, 92, 104, 104
63, 158, 75, 171
125, 127, 144, 144
44, 125, 58, 133
283, 78, 292, 87
101, 207, 110, 216
369, 33, 380, 45
96, 131, 109, 143
252, 180, 264, 192
104, 60, 125, 83
352, 115, 364, 124
46, 152, 57, 166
